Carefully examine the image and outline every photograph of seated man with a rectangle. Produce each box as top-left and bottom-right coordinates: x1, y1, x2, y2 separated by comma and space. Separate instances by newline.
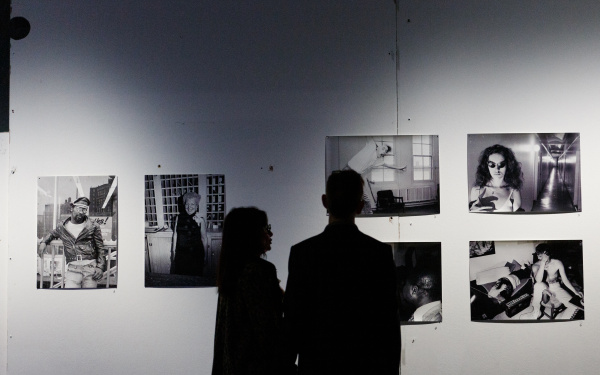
467, 133, 582, 213
392, 242, 442, 323
469, 240, 583, 321
519, 243, 584, 320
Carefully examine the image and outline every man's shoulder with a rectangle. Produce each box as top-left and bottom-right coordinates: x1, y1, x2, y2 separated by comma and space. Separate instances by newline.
291, 224, 390, 252
291, 231, 326, 249
83, 218, 101, 230
355, 230, 390, 248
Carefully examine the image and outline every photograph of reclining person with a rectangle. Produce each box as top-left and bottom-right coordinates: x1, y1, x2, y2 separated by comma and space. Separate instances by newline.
326, 135, 440, 217
391, 242, 442, 323
469, 240, 584, 321
467, 133, 581, 213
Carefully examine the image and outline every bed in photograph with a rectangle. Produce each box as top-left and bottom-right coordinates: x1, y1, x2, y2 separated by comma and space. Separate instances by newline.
469, 240, 584, 321
470, 260, 534, 320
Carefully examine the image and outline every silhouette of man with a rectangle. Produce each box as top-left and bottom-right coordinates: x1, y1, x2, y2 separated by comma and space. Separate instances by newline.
284, 170, 400, 375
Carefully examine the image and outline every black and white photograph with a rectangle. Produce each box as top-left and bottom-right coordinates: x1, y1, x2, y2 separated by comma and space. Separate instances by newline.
392, 242, 442, 323
469, 240, 584, 321
37, 176, 118, 289
468, 133, 581, 213
145, 174, 225, 287
326, 135, 440, 216
469, 241, 495, 258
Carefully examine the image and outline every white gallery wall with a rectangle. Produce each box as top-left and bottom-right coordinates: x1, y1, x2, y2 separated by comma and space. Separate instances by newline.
4, 1, 600, 374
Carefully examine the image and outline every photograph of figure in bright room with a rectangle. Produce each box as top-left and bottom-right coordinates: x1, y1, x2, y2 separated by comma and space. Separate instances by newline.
144, 174, 225, 287
469, 240, 584, 321
468, 133, 581, 213
391, 242, 442, 323
37, 176, 118, 289
326, 135, 440, 217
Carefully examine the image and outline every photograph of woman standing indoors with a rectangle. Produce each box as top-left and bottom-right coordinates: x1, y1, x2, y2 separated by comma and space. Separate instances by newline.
144, 174, 226, 287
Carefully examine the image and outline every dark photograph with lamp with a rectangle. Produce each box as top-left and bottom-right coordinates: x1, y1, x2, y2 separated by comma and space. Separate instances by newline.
326, 135, 440, 217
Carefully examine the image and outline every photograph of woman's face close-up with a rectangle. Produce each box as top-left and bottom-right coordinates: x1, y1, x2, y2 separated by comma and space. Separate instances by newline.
467, 133, 581, 214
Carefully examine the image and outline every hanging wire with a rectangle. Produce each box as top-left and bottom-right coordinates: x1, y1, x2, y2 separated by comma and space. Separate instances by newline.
394, 0, 400, 135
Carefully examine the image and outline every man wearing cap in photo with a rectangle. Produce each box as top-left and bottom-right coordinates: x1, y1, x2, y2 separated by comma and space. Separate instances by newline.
38, 197, 106, 288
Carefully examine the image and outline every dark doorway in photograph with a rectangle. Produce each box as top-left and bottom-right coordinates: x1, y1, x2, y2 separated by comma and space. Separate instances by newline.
144, 174, 225, 288
37, 176, 118, 289
467, 133, 581, 214
469, 240, 584, 321
326, 135, 440, 217
391, 242, 442, 324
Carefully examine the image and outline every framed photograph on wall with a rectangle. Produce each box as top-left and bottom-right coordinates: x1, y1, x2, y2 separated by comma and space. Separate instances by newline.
326, 135, 440, 217
391, 241, 442, 323
469, 240, 584, 321
467, 133, 581, 213
144, 174, 225, 288
37, 176, 118, 289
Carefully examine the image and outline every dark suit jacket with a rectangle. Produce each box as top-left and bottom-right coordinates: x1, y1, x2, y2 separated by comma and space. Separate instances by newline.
284, 223, 400, 375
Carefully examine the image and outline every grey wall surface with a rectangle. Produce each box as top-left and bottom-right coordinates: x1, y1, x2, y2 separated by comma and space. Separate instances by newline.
5, 1, 600, 374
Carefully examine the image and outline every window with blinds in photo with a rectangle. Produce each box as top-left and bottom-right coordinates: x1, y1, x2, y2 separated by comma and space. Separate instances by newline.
413, 135, 433, 181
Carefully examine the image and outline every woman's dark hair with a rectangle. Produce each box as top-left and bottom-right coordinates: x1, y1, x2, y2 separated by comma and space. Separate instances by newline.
474, 144, 523, 190
216, 207, 268, 294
